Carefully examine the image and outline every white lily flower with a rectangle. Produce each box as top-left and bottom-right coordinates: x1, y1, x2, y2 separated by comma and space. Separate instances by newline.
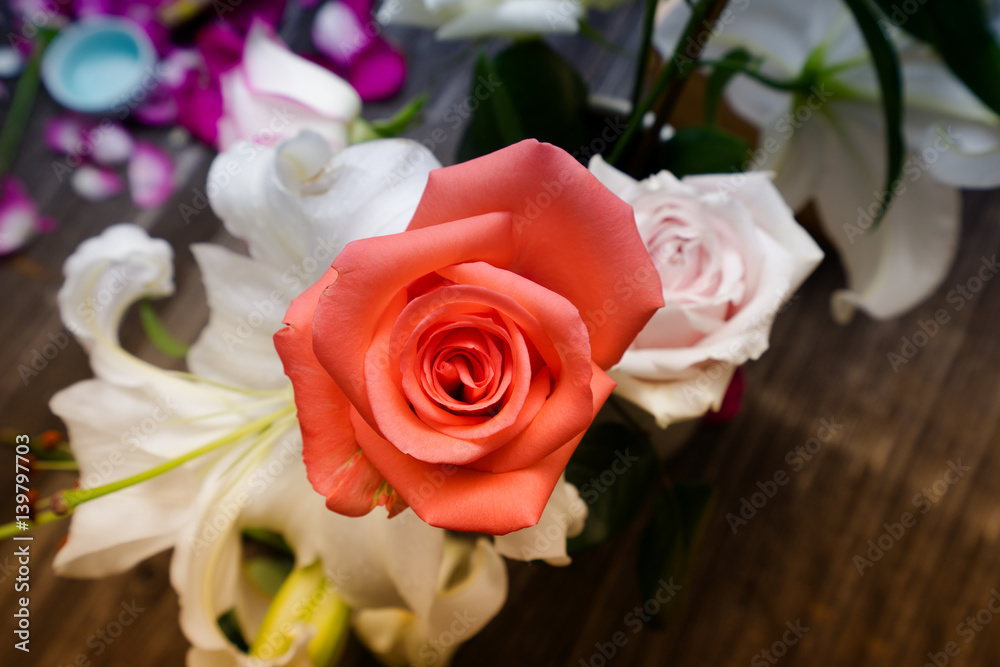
378, 0, 629, 41
656, 0, 1000, 322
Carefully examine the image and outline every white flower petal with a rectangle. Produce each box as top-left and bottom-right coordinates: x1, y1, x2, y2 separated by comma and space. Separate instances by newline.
50, 380, 205, 577
187, 244, 294, 391
208, 136, 440, 284
611, 362, 736, 429
353, 537, 507, 667
814, 103, 961, 322
494, 475, 586, 566
436, 0, 582, 40
57, 223, 175, 385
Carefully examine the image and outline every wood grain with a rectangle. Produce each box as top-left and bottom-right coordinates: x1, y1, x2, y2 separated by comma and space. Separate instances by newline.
3, 3, 1000, 666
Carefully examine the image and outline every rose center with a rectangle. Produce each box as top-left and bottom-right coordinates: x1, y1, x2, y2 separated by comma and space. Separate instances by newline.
417, 318, 514, 417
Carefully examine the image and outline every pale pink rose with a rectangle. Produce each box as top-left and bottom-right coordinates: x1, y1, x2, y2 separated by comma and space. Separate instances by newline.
589, 156, 824, 427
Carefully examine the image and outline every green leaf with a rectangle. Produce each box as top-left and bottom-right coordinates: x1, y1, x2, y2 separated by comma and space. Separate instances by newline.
844, 0, 904, 225
457, 41, 590, 162
870, 0, 1000, 118
217, 609, 250, 653
244, 555, 295, 598
565, 423, 657, 554
0, 28, 57, 177
138, 299, 190, 359
637, 482, 716, 627
704, 48, 754, 125
658, 126, 748, 177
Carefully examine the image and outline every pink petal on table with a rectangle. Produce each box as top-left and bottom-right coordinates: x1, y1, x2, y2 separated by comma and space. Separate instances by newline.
70, 165, 125, 202
158, 48, 202, 88
346, 38, 406, 102
196, 23, 245, 78
127, 142, 175, 209
133, 86, 179, 125
313, 1, 372, 67
44, 114, 90, 155
89, 122, 134, 165
222, 0, 289, 34
177, 70, 224, 146
0, 177, 55, 256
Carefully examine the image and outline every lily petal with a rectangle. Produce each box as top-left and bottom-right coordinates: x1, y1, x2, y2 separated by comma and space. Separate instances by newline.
208, 135, 440, 284
814, 103, 960, 322
187, 244, 295, 391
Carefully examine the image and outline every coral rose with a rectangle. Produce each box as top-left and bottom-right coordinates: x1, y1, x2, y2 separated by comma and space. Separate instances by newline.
276, 140, 663, 534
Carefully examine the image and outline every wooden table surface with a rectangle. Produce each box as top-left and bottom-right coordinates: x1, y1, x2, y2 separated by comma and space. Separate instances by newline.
3, 4, 1000, 666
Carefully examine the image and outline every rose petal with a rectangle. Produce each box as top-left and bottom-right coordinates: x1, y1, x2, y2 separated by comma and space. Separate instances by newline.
127, 142, 176, 209
195, 23, 244, 78
313, 1, 371, 67
349, 367, 616, 534
71, 165, 125, 201
0, 177, 54, 255
90, 122, 134, 166
44, 114, 89, 155
407, 139, 664, 369
275, 266, 399, 518
177, 69, 224, 146
345, 38, 407, 102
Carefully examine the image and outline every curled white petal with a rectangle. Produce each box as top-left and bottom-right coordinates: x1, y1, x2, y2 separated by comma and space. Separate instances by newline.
208, 135, 441, 285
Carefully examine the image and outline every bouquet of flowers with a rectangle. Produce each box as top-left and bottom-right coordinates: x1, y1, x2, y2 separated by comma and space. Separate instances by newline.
3, 0, 999, 664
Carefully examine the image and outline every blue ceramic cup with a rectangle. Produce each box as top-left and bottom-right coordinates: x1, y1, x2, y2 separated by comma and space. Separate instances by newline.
41, 18, 157, 114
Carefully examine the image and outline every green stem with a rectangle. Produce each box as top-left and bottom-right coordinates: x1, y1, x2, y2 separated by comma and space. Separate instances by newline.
608, 0, 728, 167
0, 28, 56, 178
630, 0, 659, 113
699, 58, 808, 92
58, 405, 294, 512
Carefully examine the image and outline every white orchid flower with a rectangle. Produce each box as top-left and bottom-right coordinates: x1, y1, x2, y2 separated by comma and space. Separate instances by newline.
378, 0, 629, 41
656, 0, 1000, 322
